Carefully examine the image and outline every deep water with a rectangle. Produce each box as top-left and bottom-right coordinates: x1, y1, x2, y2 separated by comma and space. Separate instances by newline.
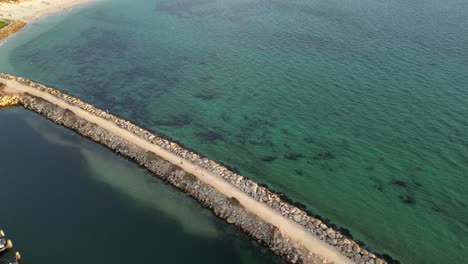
0, 0, 467, 263
0, 108, 284, 264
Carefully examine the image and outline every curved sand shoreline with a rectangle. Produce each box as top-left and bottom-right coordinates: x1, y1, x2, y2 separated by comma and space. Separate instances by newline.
0, 0, 94, 23
0, 0, 96, 42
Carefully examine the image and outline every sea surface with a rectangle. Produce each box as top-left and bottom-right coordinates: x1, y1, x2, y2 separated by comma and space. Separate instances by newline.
0, 0, 467, 263
0, 108, 283, 263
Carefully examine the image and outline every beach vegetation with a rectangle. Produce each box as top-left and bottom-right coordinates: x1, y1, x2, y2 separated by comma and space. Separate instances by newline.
0, 20, 8, 29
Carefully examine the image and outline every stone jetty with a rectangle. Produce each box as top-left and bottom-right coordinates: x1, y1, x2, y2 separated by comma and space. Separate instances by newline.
0, 83, 20, 107
0, 73, 393, 264
0, 94, 19, 107
0, 20, 26, 41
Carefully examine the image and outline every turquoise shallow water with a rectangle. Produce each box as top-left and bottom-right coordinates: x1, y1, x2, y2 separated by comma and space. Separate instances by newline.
0, 0, 467, 263
0, 108, 283, 263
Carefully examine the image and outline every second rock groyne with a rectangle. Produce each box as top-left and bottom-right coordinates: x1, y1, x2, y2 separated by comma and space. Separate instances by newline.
0, 73, 391, 264
0, 20, 26, 41
0, 82, 20, 107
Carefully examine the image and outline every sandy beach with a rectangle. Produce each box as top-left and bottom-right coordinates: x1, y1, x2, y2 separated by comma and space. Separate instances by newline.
0, 0, 93, 23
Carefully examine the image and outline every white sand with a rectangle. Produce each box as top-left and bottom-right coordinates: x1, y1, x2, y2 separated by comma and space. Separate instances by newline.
0, 0, 94, 22
2, 77, 355, 264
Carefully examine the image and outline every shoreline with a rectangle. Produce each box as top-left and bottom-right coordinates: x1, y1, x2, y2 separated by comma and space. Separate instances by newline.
0, 0, 96, 41
0, 74, 391, 264
0, 0, 95, 23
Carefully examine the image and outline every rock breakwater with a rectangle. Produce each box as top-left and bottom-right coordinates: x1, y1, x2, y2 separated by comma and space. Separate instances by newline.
0, 94, 19, 107
20, 94, 328, 264
0, 83, 20, 107
0, 73, 393, 264
0, 20, 26, 41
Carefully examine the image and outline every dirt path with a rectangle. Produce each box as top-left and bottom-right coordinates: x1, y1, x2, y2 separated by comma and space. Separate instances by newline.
2, 78, 355, 264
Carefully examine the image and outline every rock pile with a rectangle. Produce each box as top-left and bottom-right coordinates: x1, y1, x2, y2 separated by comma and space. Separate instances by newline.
0, 94, 19, 107
0, 20, 26, 41
0, 73, 392, 264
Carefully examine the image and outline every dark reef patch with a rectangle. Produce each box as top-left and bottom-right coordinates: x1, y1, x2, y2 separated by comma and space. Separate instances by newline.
197, 130, 224, 142
320, 163, 335, 172
313, 151, 335, 161
82, 30, 129, 55
242, 115, 274, 129
219, 113, 231, 122
284, 152, 305, 160
399, 195, 416, 205
463, 221, 468, 229
390, 179, 409, 188
376, 184, 384, 192
281, 128, 292, 135
294, 169, 303, 175
154, 114, 193, 127
198, 76, 214, 82
260, 156, 277, 162
249, 140, 274, 147
193, 93, 219, 100
432, 206, 447, 214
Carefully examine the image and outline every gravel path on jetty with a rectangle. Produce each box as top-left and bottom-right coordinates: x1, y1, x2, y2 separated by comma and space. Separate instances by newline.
0, 76, 391, 264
